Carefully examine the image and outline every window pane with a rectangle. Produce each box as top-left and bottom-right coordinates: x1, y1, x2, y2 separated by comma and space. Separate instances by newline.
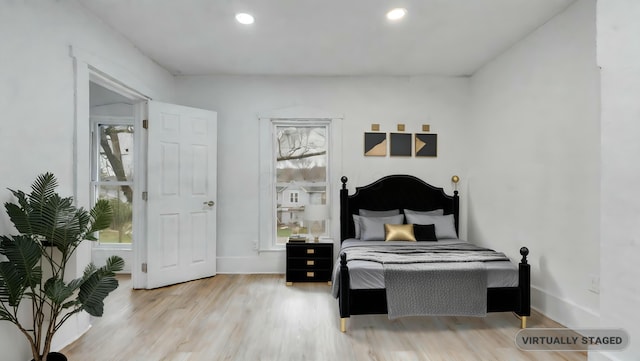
97, 185, 133, 244
275, 126, 326, 182
275, 125, 328, 244
98, 124, 134, 182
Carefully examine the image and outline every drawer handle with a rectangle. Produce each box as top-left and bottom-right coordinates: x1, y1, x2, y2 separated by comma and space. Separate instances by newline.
306, 272, 315, 278
306, 249, 315, 254
307, 260, 315, 266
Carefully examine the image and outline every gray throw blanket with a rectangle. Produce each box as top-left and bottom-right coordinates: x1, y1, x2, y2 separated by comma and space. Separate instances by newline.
384, 261, 487, 319
344, 243, 509, 264
342, 243, 509, 319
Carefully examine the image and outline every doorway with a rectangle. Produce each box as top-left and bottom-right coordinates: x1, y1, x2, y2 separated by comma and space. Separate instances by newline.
73, 48, 218, 290
84, 75, 218, 292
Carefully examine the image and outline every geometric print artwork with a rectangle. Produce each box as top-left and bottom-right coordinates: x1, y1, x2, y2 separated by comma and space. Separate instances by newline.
415, 133, 437, 157
364, 132, 387, 156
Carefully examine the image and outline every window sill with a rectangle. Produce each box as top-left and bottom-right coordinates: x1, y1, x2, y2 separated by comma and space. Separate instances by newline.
93, 244, 133, 251
257, 247, 286, 253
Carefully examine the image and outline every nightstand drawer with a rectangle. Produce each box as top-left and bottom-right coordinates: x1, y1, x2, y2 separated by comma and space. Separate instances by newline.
287, 258, 333, 270
286, 269, 332, 283
287, 244, 332, 258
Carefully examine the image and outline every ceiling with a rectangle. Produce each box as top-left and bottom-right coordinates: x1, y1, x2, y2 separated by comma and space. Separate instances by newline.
77, 0, 576, 77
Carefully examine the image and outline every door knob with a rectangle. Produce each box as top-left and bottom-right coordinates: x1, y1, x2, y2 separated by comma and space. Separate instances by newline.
204, 201, 215, 207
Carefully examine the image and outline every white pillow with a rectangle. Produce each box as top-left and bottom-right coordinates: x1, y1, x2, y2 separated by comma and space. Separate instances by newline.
404, 213, 457, 239
359, 214, 405, 241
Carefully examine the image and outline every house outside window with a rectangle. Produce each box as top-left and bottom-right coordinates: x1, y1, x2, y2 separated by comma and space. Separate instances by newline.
274, 122, 329, 244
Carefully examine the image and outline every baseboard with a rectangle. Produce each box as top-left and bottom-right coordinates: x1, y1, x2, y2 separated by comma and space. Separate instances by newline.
531, 285, 600, 328
588, 352, 620, 361
92, 248, 132, 273
217, 254, 285, 274
52, 313, 91, 352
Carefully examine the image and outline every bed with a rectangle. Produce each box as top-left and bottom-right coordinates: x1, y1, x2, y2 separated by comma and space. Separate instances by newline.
332, 175, 530, 333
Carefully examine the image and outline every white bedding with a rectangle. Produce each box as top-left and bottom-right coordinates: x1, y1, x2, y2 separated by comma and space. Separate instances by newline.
331, 238, 518, 295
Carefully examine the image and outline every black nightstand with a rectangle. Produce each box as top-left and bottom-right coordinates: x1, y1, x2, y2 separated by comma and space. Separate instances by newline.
286, 241, 334, 286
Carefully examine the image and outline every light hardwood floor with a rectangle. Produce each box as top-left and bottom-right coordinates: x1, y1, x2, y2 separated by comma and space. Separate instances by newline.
61, 274, 586, 361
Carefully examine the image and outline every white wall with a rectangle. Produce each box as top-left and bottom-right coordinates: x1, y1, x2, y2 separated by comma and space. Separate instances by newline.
0, 1, 174, 359
595, 1, 640, 360
5, 1, 637, 360
468, 0, 600, 329
174, 75, 469, 272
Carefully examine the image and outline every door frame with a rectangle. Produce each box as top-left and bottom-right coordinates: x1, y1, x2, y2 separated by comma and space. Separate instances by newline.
71, 46, 152, 289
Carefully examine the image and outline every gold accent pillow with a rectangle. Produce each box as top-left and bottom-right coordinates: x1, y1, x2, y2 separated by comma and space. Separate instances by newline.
384, 224, 416, 242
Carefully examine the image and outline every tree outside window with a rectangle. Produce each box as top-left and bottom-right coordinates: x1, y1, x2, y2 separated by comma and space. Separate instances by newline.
275, 123, 329, 244
94, 123, 134, 245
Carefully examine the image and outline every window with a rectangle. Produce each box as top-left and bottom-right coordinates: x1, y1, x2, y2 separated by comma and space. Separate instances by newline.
259, 111, 342, 251
274, 121, 330, 245
91, 119, 134, 247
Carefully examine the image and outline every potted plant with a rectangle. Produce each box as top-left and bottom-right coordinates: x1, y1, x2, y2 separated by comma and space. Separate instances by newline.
0, 172, 124, 361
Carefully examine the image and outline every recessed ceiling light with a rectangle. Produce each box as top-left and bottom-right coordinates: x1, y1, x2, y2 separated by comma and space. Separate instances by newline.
386, 8, 407, 21
235, 13, 255, 25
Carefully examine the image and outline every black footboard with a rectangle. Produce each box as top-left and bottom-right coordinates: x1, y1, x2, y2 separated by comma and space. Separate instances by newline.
338, 247, 531, 320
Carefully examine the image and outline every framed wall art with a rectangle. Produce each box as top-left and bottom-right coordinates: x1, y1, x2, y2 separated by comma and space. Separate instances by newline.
364, 132, 387, 156
390, 133, 412, 157
415, 133, 437, 157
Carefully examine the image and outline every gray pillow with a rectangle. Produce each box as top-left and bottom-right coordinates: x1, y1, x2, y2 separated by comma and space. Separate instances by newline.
355, 210, 401, 237
405, 213, 457, 239
359, 209, 400, 217
352, 215, 362, 238
403, 208, 444, 216
354, 214, 403, 238
360, 214, 405, 241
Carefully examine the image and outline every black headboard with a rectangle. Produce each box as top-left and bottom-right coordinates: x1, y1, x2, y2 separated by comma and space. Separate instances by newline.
340, 175, 459, 242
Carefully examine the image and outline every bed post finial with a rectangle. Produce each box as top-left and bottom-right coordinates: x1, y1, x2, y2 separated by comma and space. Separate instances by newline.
340, 252, 347, 266
451, 175, 460, 192
341, 176, 348, 189
520, 247, 529, 264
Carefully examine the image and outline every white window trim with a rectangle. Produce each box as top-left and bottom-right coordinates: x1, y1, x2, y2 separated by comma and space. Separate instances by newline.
258, 107, 343, 252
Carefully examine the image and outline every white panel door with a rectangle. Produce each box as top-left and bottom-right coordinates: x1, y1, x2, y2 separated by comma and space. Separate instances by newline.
146, 100, 217, 289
